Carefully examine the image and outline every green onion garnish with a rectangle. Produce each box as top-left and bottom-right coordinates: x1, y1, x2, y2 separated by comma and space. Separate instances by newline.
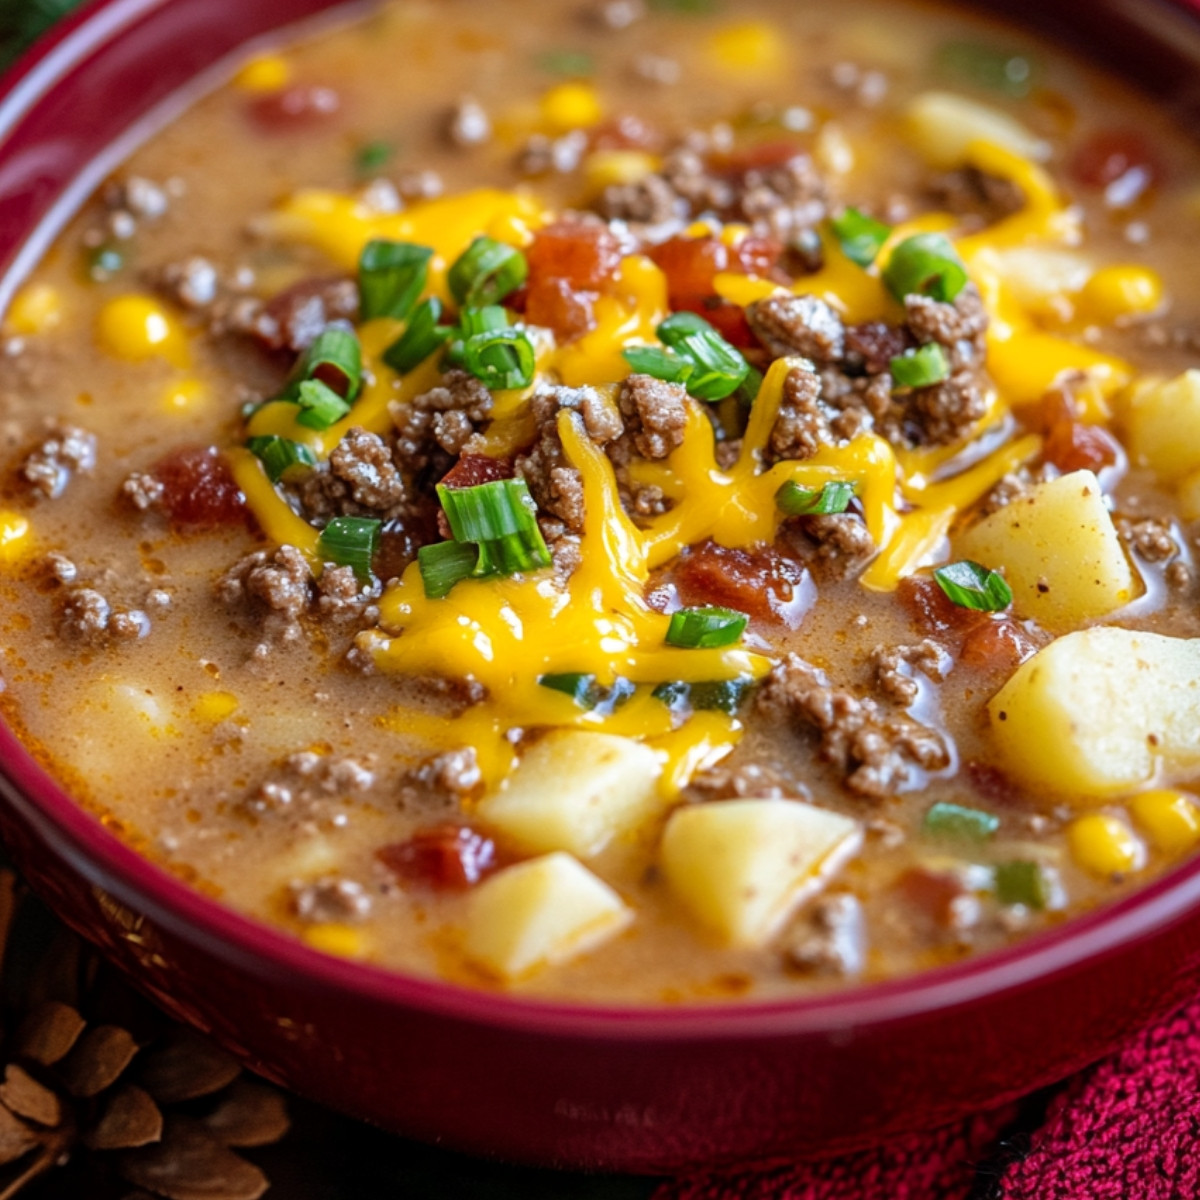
890, 343, 951, 390
437, 477, 551, 575
291, 325, 362, 400
883, 233, 969, 305
622, 346, 695, 386
657, 311, 751, 402
830, 207, 892, 268
923, 801, 1000, 841
776, 479, 856, 516
461, 328, 536, 391
417, 540, 479, 599
537, 49, 595, 76
448, 236, 529, 308
648, 0, 719, 11
317, 516, 381, 582
382, 298, 454, 375
665, 606, 749, 649
933, 560, 1013, 612
737, 364, 764, 407
87, 244, 125, 281
245, 435, 317, 483
653, 678, 752, 715
295, 379, 352, 430
539, 672, 602, 707
994, 860, 1052, 910
355, 139, 395, 175
358, 239, 433, 322
443, 305, 514, 371
935, 40, 1038, 98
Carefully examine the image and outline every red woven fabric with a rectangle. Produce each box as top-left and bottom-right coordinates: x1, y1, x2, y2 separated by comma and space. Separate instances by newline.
654, 995, 1200, 1200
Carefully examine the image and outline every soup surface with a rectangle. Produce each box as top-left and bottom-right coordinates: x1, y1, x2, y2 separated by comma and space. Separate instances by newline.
1, 0, 1199, 1004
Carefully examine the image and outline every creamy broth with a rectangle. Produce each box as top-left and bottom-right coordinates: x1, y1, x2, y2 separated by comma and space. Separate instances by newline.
1, 0, 1199, 1003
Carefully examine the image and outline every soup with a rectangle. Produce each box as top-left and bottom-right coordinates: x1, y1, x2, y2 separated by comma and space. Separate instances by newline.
1, 0, 1198, 1004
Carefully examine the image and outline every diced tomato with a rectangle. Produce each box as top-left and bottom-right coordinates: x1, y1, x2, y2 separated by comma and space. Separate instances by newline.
672, 540, 809, 626
1042, 419, 1121, 474
439, 454, 514, 490
717, 140, 803, 173
152, 447, 247, 529
958, 617, 1039, 673
893, 867, 969, 931
964, 760, 1025, 807
648, 236, 728, 301
590, 113, 662, 152
525, 220, 622, 292
376, 824, 497, 891
525, 276, 596, 342
257, 275, 358, 353
1070, 129, 1162, 192
248, 84, 341, 132
897, 575, 989, 638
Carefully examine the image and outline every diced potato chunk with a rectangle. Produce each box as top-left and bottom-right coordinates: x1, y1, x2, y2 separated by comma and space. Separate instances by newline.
957, 470, 1136, 630
988, 628, 1200, 798
659, 799, 862, 948
1124, 370, 1200, 482
904, 91, 1049, 168
475, 731, 662, 858
463, 853, 631, 980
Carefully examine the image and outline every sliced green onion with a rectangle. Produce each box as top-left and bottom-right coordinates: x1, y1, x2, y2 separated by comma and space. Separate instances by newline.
736, 364, 764, 407
418, 540, 479, 599
537, 49, 595, 76
317, 516, 381, 582
890, 343, 950, 390
776, 479, 856, 516
652, 678, 753, 715
295, 379, 352, 430
448, 236, 529, 308
382, 298, 454, 375
923, 801, 1000, 841
994, 860, 1052, 910
87, 244, 125, 281
539, 672, 602, 708
461, 328, 536, 391
245, 435, 317, 483
883, 234, 969, 305
622, 346, 694, 386
292, 325, 362, 400
654, 311, 750, 402
935, 40, 1038, 98
648, 0, 719, 11
443, 306, 514, 371
830, 207, 892, 268
355, 139, 395, 174
358, 239, 433, 322
933, 560, 1013, 612
666, 606, 749, 649
437, 477, 551, 575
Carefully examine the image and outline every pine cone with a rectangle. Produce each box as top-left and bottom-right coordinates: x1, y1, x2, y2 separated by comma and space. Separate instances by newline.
0, 871, 290, 1199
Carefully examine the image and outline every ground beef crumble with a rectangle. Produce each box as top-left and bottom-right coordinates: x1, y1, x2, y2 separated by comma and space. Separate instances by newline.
781, 892, 866, 976
924, 166, 1025, 228
55, 587, 150, 643
392, 369, 494, 478
246, 750, 376, 819
20, 423, 97, 499
514, 383, 623, 533
758, 654, 951, 798
870, 639, 947, 707
295, 427, 408, 524
289, 876, 372, 922
400, 747, 483, 808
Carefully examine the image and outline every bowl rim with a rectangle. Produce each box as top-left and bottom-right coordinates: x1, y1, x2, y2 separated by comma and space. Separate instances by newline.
4, 0, 1200, 1044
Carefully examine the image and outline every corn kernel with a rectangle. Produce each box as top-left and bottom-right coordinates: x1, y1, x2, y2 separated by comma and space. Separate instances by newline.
192, 691, 239, 723
1129, 789, 1200, 855
302, 923, 367, 959
161, 378, 209, 415
1078, 265, 1163, 325
0, 512, 32, 563
96, 295, 189, 367
585, 150, 659, 192
6, 283, 62, 336
1179, 469, 1200, 522
707, 21, 785, 75
540, 82, 603, 133
1067, 812, 1144, 877
235, 54, 292, 93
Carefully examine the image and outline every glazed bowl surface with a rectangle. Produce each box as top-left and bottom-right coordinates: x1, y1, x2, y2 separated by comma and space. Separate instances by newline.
2, 0, 1200, 1173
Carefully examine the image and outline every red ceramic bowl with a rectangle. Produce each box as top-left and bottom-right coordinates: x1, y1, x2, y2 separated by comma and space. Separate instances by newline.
2, 0, 1200, 1174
